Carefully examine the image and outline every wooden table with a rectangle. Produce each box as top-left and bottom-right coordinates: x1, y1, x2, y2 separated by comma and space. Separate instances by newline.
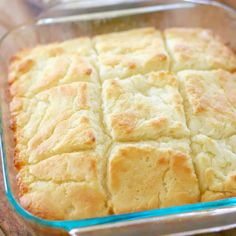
1, 0, 236, 235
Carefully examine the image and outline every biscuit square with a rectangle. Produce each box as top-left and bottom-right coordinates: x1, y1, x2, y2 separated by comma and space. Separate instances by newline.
9, 54, 99, 98
192, 134, 236, 202
94, 27, 169, 80
102, 71, 189, 141
178, 70, 236, 138
10, 37, 95, 63
165, 28, 236, 72
108, 139, 199, 214
17, 152, 108, 220
11, 83, 108, 168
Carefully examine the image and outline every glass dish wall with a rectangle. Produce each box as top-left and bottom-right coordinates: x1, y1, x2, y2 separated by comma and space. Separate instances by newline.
1, 0, 236, 235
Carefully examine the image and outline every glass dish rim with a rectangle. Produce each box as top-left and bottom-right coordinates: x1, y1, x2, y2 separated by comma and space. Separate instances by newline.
1, 0, 236, 232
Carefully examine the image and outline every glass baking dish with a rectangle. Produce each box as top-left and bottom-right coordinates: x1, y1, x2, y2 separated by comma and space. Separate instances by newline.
1, 0, 236, 235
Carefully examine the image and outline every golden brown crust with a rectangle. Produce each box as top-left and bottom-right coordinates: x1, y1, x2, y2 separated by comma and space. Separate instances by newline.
165, 28, 236, 72
9, 27, 236, 220
178, 69, 236, 139
10, 37, 94, 62
94, 27, 169, 80
10, 82, 107, 167
20, 183, 108, 220
102, 71, 189, 141
108, 140, 199, 214
17, 152, 109, 220
192, 135, 236, 202
9, 54, 99, 98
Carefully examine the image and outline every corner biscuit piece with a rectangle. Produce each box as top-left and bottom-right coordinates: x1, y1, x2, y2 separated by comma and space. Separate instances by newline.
10, 83, 108, 168
192, 135, 236, 202
10, 37, 95, 67
17, 152, 109, 220
178, 70, 236, 138
9, 54, 99, 98
102, 71, 189, 141
165, 28, 236, 72
94, 27, 169, 81
108, 139, 199, 214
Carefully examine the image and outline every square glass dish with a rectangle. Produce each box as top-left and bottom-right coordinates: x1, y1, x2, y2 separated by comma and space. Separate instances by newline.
1, 0, 236, 235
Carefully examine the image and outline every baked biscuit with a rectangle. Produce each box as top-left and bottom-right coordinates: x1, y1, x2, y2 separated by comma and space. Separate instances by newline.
54, 37, 96, 56
10, 83, 108, 168
10, 37, 95, 65
8, 27, 236, 220
178, 70, 236, 139
192, 134, 236, 202
165, 28, 236, 72
102, 71, 189, 141
94, 27, 169, 80
9, 54, 99, 98
108, 139, 199, 214
17, 152, 109, 220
